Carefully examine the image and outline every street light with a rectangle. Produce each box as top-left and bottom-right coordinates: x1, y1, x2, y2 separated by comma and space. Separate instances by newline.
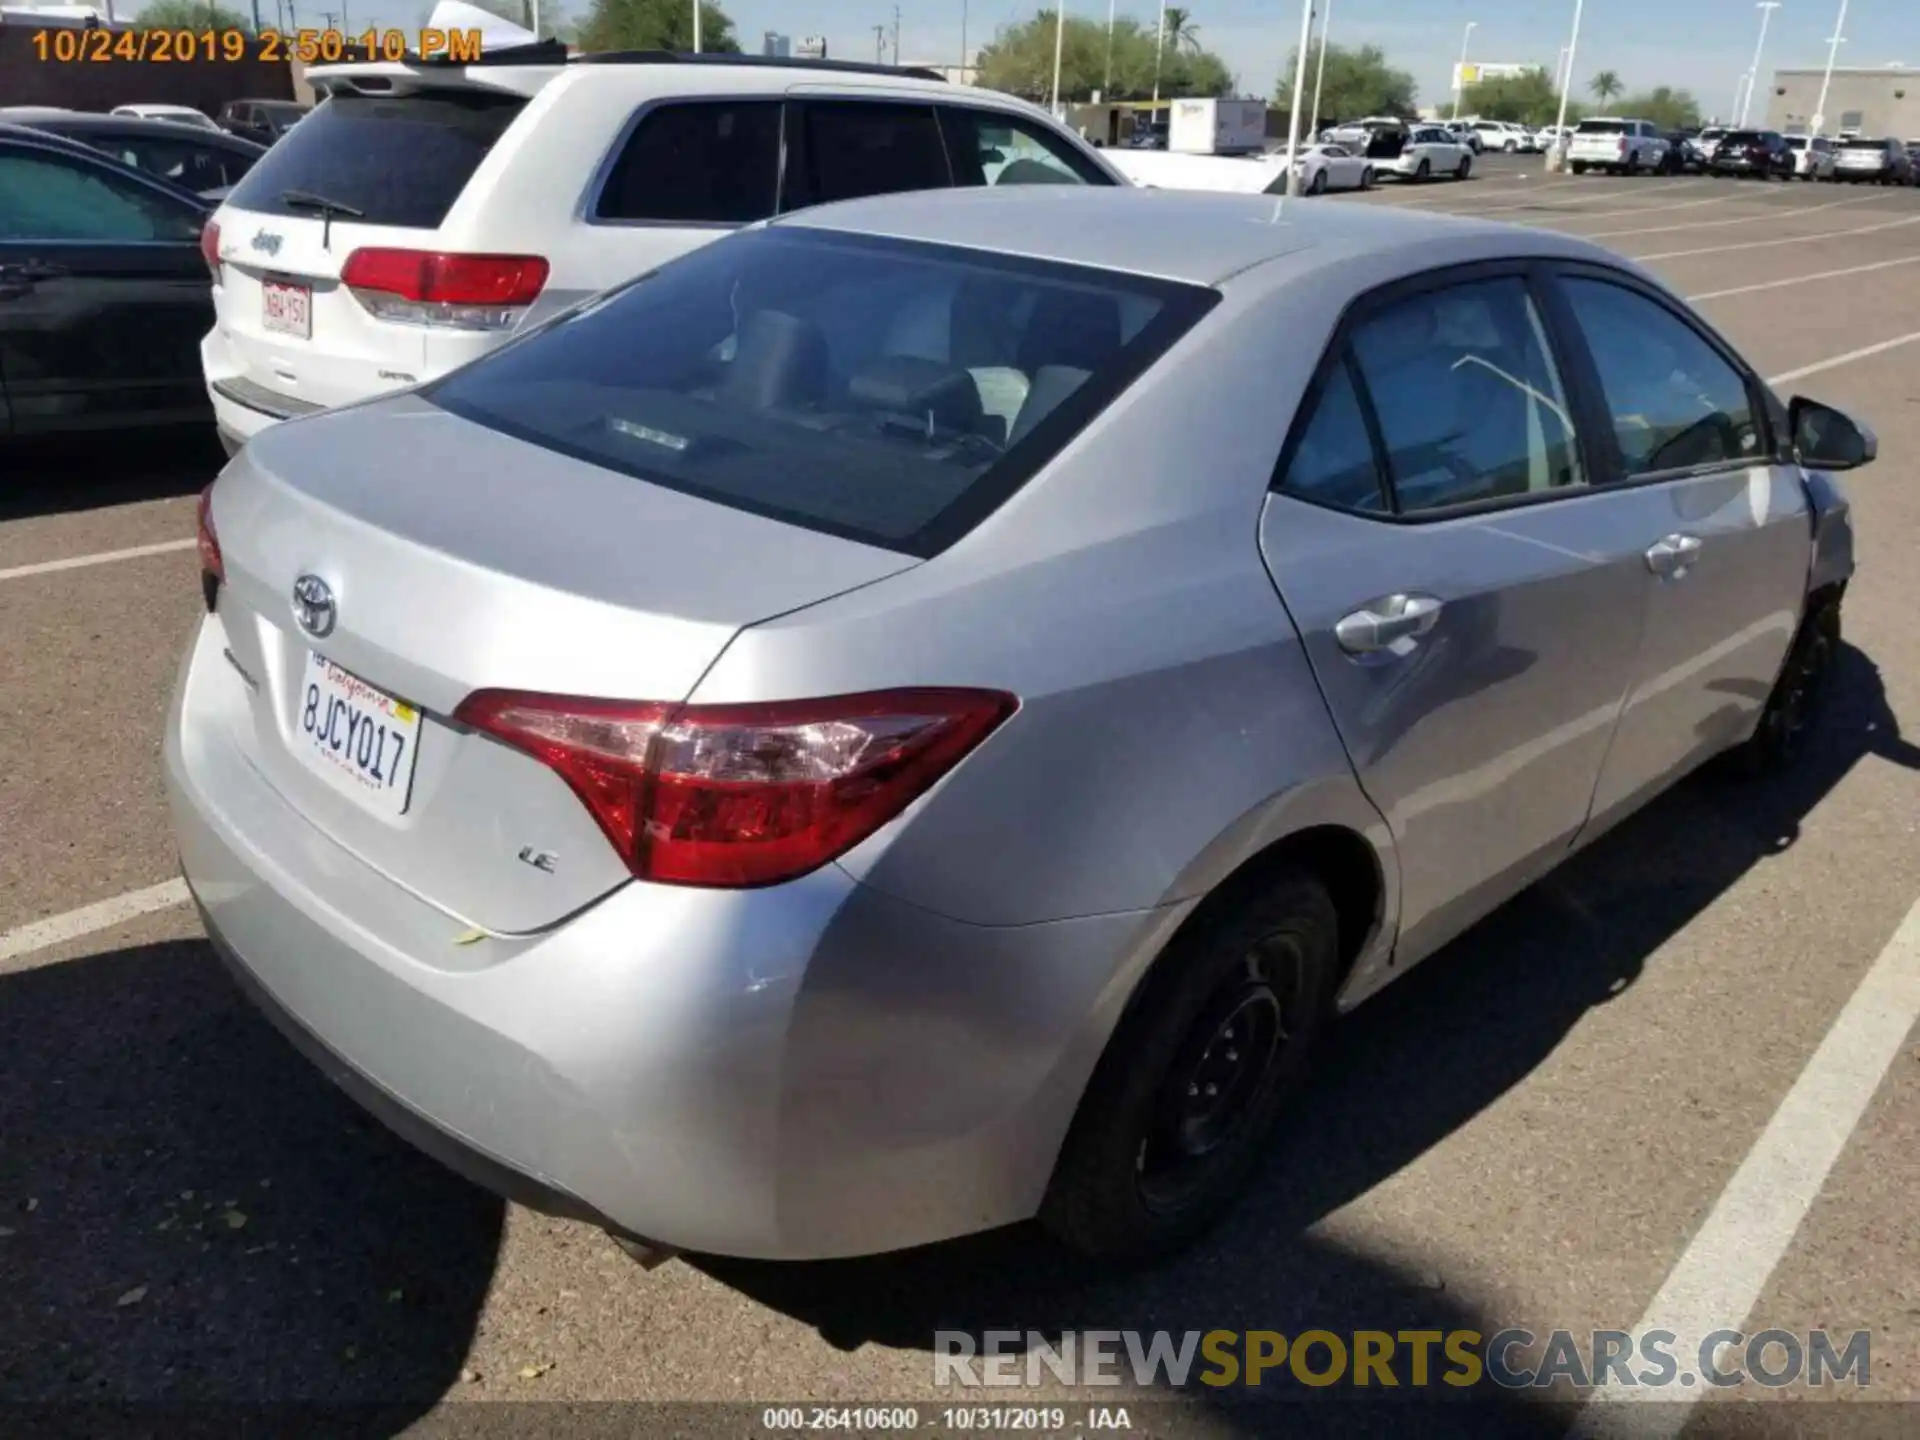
1451, 20, 1477, 123
1740, 1, 1781, 126
1308, 0, 1334, 139
1732, 70, 1753, 124
1103, 0, 1115, 95
1151, 0, 1168, 105
691, 0, 701, 52
1050, 1, 1066, 112
1550, 0, 1585, 161
1281, 0, 1317, 197
1812, 0, 1848, 135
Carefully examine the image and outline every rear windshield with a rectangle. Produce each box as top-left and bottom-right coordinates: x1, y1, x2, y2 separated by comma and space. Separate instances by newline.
1576, 120, 1627, 134
1723, 131, 1765, 144
225, 90, 524, 228
1785, 136, 1808, 148
427, 227, 1216, 557
1839, 138, 1888, 151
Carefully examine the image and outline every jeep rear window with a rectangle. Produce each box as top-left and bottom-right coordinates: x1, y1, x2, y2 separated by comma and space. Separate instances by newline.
1577, 120, 1628, 134
225, 90, 524, 228
426, 227, 1216, 557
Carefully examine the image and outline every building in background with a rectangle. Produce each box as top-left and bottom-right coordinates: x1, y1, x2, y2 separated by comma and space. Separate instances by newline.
1767, 65, 1920, 137
761, 32, 790, 58
795, 35, 828, 60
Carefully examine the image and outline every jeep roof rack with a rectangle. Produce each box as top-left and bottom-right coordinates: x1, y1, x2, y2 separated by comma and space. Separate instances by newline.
570, 51, 948, 82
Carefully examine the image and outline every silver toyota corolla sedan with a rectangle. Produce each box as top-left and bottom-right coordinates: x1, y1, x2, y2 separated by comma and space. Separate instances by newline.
168, 187, 1873, 1263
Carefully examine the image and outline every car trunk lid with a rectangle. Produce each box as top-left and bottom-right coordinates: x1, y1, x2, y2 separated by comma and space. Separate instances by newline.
205, 398, 919, 933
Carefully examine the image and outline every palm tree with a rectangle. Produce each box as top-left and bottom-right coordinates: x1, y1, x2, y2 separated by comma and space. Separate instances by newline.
1589, 70, 1623, 105
1163, 5, 1200, 55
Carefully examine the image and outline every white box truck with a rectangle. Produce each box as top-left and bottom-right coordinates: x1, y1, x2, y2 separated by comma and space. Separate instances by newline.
1168, 98, 1268, 155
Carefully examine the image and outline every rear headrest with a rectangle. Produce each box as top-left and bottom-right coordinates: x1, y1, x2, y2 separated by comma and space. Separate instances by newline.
1356, 304, 1437, 368
719, 309, 827, 412
848, 356, 984, 435
1018, 289, 1123, 376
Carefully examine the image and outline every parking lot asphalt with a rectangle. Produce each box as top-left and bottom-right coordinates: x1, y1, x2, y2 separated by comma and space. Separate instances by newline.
2, 154, 1917, 1433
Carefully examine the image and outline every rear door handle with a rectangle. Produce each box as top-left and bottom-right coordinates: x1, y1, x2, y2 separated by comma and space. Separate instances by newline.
1335, 593, 1444, 654
0, 261, 68, 282
1645, 533, 1703, 577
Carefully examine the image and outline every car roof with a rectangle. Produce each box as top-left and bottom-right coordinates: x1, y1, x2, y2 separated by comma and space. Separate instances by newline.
309, 53, 959, 101
774, 186, 1623, 289
26, 112, 259, 144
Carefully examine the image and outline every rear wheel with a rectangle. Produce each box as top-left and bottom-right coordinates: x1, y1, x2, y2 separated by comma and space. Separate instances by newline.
1455, 154, 1472, 180
1415, 157, 1432, 182
1309, 167, 1328, 195
1040, 870, 1341, 1260
1360, 166, 1375, 190
1571, 161, 1588, 174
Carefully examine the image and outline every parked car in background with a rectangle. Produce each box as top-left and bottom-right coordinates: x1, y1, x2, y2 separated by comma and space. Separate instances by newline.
201, 52, 1123, 451
1469, 120, 1535, 153
1907, 141, 1920, 180
1366, 123, 1473, 182
1444, 121, 1484, 153
1832, 136, 1912, 184
1323, 115, 1410, 148
1534, 124, 1573, 152
1567, 117, 1669, 174
16, 112, 265, 198
1786, 134, 1837, 181
1694, 126, 1727, 163
217, 99, 311, 146
1290, 141, 1375, 194
170, 186, 1871, 1265
0, 126, 212, 437
1709, 129, 1794, 180
112, 103, 223, 133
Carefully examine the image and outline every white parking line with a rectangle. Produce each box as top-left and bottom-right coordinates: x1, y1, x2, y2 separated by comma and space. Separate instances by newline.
1634, 212, 1920, 261
1689, 254, 1920, 302
1768, 329, 1920, 385
1460, 178, 1717, 219
0, 537, 196, 584
1582, 190, 1897, 239
0, 880, 191, 965
1542, 192, 1753, 227
1567, 898, 1920, 1440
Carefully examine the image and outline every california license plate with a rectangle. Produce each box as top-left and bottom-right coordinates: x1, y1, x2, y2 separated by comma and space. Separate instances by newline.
262, 279, 311, 338
295, 652, 421, 817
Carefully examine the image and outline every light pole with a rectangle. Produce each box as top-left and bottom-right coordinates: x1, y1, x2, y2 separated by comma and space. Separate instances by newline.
1050, 2, 1066, 113
1812, 0, 1848, 135
691, 0, 701, 52
1308, 0, 1333, 139
1556, 44, 1570, 93
1732, 71, 1753, 123
1740, 1, 1781, 126
960, 0, 969, 78
1281, 0, 1316, 196
1451, 20, 1477, 122
1103, 0, 1115, 95
1151, 0, 1167, 105
1550, 0, 1584, 158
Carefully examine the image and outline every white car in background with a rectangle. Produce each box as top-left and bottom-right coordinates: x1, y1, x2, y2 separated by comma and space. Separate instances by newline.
1469, 120, 1534, 153
1566, 117, 1669, 174
1379, 124, 1474, 181
1533, 124, 1572, 151
1291, 141, 1376, 193
1786, 134, 1837, 180
111, 103, 223, 133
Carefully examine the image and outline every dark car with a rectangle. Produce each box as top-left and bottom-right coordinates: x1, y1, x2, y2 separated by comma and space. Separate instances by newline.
217, 98, 311, 146
1709, 129, 1793, 180
14, 113, 264, 197
0, 127, 213, 438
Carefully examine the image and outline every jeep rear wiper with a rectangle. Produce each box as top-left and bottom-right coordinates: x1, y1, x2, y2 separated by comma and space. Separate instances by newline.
279, 189, 364, 249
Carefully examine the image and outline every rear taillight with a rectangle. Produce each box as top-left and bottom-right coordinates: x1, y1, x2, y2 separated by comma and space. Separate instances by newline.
196, 483, 223, 611
454, 687, 1018, 888
1617, 137, 1629, 155
200, 218, 221, 282
340, 247, 548, 331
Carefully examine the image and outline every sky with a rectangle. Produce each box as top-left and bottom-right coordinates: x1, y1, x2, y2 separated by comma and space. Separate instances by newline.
127, 0, 1915, 124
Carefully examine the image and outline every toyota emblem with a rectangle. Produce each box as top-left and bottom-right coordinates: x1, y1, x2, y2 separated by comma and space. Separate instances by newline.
292, 574, 337, 639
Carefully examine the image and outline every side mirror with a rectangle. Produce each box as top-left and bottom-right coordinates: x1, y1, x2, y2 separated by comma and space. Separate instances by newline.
1788, 396, 1877, 471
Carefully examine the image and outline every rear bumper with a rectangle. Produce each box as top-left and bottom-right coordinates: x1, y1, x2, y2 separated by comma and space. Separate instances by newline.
165, 615, 1153, 1259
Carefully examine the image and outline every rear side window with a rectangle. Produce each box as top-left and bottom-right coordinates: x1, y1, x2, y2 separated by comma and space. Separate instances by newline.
940, 107, 1108, 186
1347, 278, 1584, 513
225, 91, 524, 228
1277, 360, 1387, 513
0, 149, 202, 242
1560, 278, 1760, 478
1578, 120, 1627, 134
100, 133, 251, 190
783, 101, 949, 210
595, 101, 781, 223
426, 228, 1214, 556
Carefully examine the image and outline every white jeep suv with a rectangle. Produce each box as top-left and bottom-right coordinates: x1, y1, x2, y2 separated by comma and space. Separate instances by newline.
1566, 117, 1669, 175
200, 49, 1122, 450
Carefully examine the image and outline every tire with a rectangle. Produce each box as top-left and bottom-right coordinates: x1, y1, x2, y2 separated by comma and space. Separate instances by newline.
1415, 158, 1431, 182
1039, 869, 1342, 1260
1455, 155, 1472, 180
1360, 167, 1375, 190
1309, 167, 1327, 195
1626, 151, 1640, 175
1571, 161, 1588, 175
1505, 139, 1519, 153
1733, 599, 1840, 775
